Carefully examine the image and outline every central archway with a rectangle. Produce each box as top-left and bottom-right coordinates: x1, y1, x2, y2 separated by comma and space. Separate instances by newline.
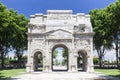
52, 44, 69, 71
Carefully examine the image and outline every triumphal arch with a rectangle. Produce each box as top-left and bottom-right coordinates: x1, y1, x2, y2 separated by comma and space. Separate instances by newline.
26, 10, 94, 72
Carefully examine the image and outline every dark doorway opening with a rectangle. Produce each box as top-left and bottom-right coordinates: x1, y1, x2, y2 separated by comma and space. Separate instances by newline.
34, 52, 43, 71
77, 50, 87, 71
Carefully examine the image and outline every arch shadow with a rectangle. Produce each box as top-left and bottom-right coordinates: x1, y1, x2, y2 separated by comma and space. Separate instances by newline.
32, 50, 43, 71
77, 49, 87, 72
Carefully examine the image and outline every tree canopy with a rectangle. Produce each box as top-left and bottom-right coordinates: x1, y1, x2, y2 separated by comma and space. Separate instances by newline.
0, 2, 29, 69
90, 0, 120, 68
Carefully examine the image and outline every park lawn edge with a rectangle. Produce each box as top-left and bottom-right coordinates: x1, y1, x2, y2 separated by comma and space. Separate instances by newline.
0, 68, 26, 78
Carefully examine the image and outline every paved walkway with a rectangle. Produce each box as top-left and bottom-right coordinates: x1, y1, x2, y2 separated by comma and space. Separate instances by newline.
9, 72, 119, 80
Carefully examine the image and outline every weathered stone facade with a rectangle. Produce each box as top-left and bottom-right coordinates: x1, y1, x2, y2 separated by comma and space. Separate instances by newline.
26, 10, 94, 72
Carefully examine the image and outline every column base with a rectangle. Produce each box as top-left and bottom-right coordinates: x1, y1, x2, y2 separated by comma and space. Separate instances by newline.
26, 64, 31, 73
43, 65, 52, 72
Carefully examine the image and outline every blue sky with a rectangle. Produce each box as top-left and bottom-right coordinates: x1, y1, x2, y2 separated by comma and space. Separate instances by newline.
0, 0, 115, 18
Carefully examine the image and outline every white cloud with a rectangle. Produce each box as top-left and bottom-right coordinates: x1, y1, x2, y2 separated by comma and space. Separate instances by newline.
93, 49, 116, 61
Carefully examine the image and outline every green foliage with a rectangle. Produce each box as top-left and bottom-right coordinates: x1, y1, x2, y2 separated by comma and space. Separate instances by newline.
0, 57, 10, 65
10, 9, 29, 66
93, 57, 99, 64
62, 48, 67, 57
55, 59, 60, 65
90, 0, 120, 68
38, 54, 43, 64
90, 8, 113, 51
53, 50, 58, 58
0, 2, 29, 69
106, 0, 120, 67
0, 2, 14, 68
4, 56, 10, 65
22, 55, 27, 59
62, 58, 67, 66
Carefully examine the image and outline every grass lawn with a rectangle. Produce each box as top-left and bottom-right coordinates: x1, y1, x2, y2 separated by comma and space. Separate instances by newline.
95, 68, 120, 79
0, 68, 25, 80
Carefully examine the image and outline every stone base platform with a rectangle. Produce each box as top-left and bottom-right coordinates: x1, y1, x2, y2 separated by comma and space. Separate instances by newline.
10, 72, 119, 80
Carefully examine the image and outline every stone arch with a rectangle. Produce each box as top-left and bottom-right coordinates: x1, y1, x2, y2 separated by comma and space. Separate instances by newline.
32, 49, 44, 56
32, 49, 44, 71
52, 44, 69, 51
51, 44, 69, 71
77, 49, 88, 71
49, 42, 71, 52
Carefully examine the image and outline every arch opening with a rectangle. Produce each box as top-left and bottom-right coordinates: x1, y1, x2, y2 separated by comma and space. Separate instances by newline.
33, 51, 43, 71
77, 50, 87, 71
52, 44, 69, 71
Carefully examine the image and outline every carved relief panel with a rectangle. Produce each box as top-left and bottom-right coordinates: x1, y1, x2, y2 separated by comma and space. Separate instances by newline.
31, 39, 45, 51
29, 24, 45, 33
74, 39, 91, 52
74, 24, 86, 33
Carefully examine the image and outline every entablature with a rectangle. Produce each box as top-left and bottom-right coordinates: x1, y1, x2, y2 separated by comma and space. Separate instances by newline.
28, 23, 46, 33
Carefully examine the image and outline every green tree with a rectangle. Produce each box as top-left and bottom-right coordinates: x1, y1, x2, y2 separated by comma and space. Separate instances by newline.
53, 50, 58, 58
0, 2, 28, 68
9, 9, 29, 67
0, 3, 15, 69
90, 0, 120, 68
62, 48, 67, 57
106, 0, 120, 68
93, 57, 99, 64
90, 8, 112, 68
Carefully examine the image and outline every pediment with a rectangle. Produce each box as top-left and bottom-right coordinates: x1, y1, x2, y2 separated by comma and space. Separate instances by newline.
46, 29, 72, 34
46, 29, 72, 39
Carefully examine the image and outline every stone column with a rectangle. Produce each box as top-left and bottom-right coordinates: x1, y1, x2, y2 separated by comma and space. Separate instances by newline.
68, 50, 77, 72
68, 51, 71, 72
86, 53, 91, 72
26, 39, 32, 72
73, 51, 78, 72
49, 51, 52, 72
43, 51, 52, 72
42, 53, 46, 72
30, 56, 34, 72
68, 39, 77, 72
90, 38, 94, 72
86, 53, 94, 72
89, 54, 94, 72
43, 40, 52, 72
86, 39, 94, 72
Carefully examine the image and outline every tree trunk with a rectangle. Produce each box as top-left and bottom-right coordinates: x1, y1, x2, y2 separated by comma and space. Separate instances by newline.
17, 56, 22, 68
116, 47, 119, 68
114, 34, 119, 68
97, 49, 103, 68
99, 56, 102, 68
16, 49, 22, 68
1, 52, 5, 69
118, 44, 120, 69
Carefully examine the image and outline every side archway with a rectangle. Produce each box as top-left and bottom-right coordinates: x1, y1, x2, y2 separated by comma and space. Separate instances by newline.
77, 49, 87, 71
32, 50, 43, 71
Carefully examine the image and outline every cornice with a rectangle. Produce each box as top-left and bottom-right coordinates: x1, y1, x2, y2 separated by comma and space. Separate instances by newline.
73, 32, 95, 36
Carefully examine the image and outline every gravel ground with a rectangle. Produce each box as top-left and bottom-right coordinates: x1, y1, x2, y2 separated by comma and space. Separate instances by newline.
8, 72, 120, 80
